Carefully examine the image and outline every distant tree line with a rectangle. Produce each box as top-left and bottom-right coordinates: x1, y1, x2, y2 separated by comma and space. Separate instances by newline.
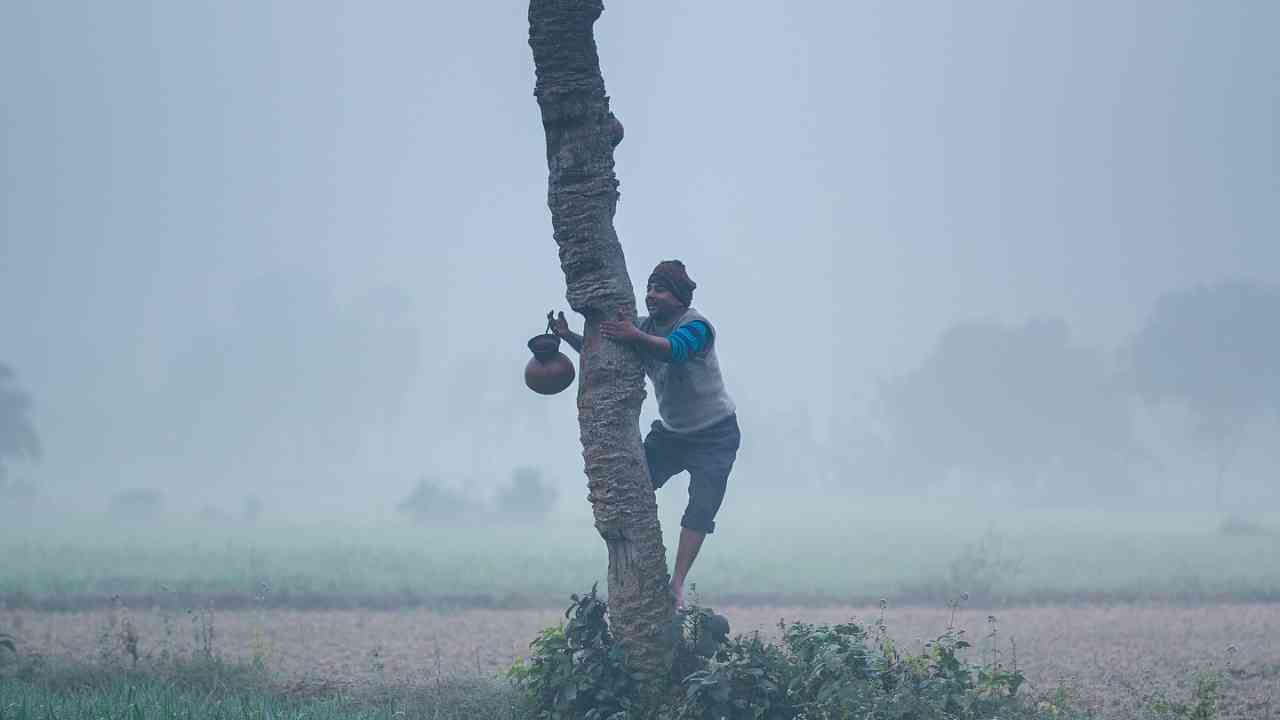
877, 316, 1133, 499
1128, 281, 1280, 507
7, 280, 1278, 513
397, 465, 560, 525
873, 280, 1280, 508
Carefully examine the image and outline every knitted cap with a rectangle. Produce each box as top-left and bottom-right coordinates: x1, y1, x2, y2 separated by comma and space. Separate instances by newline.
648, 260, 696, 306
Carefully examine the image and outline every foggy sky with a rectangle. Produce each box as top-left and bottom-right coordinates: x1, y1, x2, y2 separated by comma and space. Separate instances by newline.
2, 1, 1277, 514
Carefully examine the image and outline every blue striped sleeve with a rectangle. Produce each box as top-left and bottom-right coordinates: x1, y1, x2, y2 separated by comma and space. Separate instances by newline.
667, 321, 710, 363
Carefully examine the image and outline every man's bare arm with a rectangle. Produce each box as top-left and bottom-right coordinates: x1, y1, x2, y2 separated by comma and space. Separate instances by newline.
561, 330, 584, 353
549, 310, 584, 353
599, 314, 672, 362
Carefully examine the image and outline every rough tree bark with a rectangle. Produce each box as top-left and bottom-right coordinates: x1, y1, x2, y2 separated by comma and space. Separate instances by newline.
528, 0, 676, 687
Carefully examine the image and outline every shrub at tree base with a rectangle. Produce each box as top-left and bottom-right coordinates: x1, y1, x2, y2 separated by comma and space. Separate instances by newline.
509, 588, 1072, 720
507, 586, 641, 719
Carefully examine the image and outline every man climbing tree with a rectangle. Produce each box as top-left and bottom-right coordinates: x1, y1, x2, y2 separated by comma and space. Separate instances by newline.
552, 260, 740, 611
528, 0, 677, 686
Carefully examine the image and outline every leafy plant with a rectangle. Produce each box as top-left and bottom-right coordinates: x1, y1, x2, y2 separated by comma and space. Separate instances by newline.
514, 589, 1059, 720
678, 632, 792, 720
1137, 673, 1222, 720
676, 617, 1030, 720
508, 584, 641, 720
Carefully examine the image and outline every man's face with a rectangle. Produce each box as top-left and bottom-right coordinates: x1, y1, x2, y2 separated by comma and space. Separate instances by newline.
646, 279, 685, 320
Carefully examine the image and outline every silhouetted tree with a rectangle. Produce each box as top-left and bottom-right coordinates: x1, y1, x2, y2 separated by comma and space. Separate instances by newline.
396, 476, 478, 525
1129, 281, 1280, 508
495, 466, 559, 517
0, 364, 41, 491
878, 318, 1134, 499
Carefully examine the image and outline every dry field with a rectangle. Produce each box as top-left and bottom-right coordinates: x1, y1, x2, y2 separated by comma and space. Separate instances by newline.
5, 602, 1277, 719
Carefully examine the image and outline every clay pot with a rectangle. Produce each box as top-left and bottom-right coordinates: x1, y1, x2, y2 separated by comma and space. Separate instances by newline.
525, 333, 575, 395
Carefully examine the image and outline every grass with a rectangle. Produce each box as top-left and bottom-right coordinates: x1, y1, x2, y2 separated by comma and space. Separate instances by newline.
3, 497, 1274, 718
1, 611, 1262, 720
0, 669, 521, 720
0, 669, 637, 720
3, 497, 1278, 607
0, 662, 1219, 720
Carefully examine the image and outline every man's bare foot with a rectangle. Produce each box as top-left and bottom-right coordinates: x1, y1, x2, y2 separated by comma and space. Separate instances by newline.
672, 581, 686, 611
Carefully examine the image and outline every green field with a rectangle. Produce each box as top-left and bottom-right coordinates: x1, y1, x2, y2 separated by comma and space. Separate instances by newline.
3, 497, 1275, 719
0, 665, 518, 720
4, 497, 1277, 606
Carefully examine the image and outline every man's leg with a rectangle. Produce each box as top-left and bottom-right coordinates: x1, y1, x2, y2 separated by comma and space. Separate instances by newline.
675, 416, 740, 608
643, 421, 688, 606
670, 527, 705, 609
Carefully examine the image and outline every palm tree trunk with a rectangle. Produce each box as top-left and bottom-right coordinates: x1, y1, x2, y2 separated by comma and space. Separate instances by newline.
528, 0, 676, 686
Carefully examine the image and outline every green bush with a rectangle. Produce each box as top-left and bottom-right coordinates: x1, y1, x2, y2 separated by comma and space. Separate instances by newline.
511, 590, 1099, 720
678, 632, 792, 719
678, 619, 1029, 720
508, 584, 642, 719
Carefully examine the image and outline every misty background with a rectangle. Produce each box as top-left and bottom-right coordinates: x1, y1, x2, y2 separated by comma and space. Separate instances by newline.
2, 1, 1277, 524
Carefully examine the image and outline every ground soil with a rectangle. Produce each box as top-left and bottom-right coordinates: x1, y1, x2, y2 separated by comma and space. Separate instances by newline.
5, 603, 1276, 719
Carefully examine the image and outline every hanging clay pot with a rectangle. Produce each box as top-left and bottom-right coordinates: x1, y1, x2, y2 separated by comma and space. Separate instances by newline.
525, 331, 575, 395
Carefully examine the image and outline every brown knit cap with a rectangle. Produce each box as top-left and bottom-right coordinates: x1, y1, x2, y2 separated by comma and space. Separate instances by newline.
648, 260, 696, 306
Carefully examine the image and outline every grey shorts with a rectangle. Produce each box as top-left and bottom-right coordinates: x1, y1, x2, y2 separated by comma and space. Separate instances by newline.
643, 414, 740, 534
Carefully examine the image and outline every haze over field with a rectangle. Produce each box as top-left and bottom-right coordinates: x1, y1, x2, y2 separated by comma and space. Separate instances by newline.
2, 1, 1278, 521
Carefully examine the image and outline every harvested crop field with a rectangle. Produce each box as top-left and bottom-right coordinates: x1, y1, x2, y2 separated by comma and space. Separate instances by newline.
6, 603, 1277, 719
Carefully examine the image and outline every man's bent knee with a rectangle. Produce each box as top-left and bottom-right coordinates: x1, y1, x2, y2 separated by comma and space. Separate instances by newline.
680, 510, 716, 535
